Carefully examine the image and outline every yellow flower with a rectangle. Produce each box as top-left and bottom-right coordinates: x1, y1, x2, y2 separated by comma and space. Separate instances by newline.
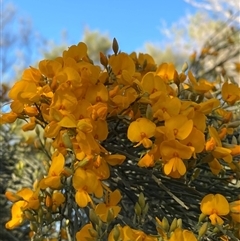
5, 201, 26, 229
108, 225, 157, 241
76, 118, 100, 155
221, 81, 240, 105
138, 152, 155, 167
164, 115, 193, 140
169, 228, 197, 241
180, 127, 205, 157
108, 52, 135, 85
130, 52, 156, 75
200, 194, 229, 225
229, 200, 240, 223
104, 154, 126, 166
40, 152, 65, 189
127, 118, 156, 148
0, 111, 18, 124
95, 189, 122, 222
76, 223, 97, 241
141, 72, 167, 95
152, 93, 181, 121
156, 63, 175, 83
38, 59, 62, 78
49, 87, 78, 126
160, 140, 193, 178
73, 168, 101, 207
85, 83, 108, 104
5, 188, 39, 210
52, 192, 65, 212
206, 126, 232, 163
62, 42, 88, 62
188, 71, 214, 94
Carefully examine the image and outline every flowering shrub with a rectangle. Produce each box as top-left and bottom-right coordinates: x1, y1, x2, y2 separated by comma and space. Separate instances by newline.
1, 38, 240, 241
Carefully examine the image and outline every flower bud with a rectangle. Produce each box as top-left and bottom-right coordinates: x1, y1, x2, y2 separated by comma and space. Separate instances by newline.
198, 213, 207, 223
113, 225, 121, 241
112, 38, 119, 55
89, 209, 99, 225
198, 222, 208, 239
24, 210, 36, 221
100, 52, 108, 67
107, 208, 115, 223
169, 218, 177, 233
138, 192, 145, 209
177, 218, 182, 228
62, 132, 72, 149
162, 217, 169, 232
30, 221, 38, 232
134, 202, 142, 216
181, 62, 188, 72
142, 202, 149, 216
88, 228, 98, 238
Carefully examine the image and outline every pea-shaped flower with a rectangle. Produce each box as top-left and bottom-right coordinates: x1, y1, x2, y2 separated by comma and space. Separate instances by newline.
127, 118, 156, 148
200, 194, 229, 225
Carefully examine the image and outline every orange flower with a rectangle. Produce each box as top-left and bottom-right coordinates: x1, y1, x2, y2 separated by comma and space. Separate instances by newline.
127, 118, 156, 148
95, 189, 122, 222
200, 194, 229, 225
160, 140, 193, 178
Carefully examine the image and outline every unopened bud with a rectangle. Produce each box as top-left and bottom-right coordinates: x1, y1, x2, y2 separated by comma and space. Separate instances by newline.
88, 228, 98, 238
134, 202, 142, 216
227, 121, 240, 128
62, 132, 72, 149
198, 213, 207, 223
138, 192, 145, 209
100, 52, 108, 67
30, 221, 38, 232
24, 210, 36, 221
112, 38, 119, 55
181, 62, 188, 72
169, 218, 177, 233
177, 218, 182, 228
198, 222, 208, 239
89, 209, 99, 225
37, 208, 43, 225
162, 217, 169, 232
107, 208, 115, 223
142, 202, 149, 216
113, 225, 121, 241
45, 195, 52, 208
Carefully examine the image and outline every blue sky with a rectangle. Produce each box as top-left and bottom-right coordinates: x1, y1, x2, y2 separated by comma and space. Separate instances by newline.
11, 0, 196, 52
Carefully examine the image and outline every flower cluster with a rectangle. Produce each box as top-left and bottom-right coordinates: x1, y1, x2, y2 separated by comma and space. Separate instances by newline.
1, 39, 240, 240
